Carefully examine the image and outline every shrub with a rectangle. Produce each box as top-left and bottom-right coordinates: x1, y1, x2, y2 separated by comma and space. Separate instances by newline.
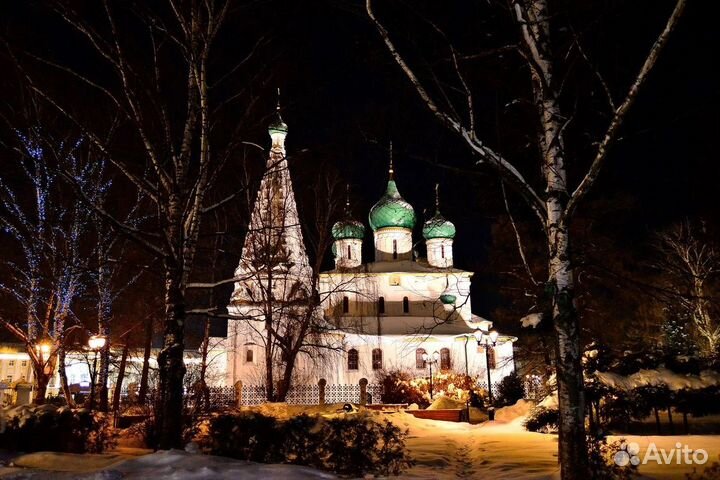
523, 405, 559, 433
686, 455, 720, 480
494, 371, 525, 407
376, 370, 428, 407
587, 435, 638, 480
0, 406, 115, 453
201, 412, 412, 476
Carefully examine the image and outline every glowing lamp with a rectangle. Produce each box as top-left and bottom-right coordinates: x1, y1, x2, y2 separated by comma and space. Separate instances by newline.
88, 335, 107, 351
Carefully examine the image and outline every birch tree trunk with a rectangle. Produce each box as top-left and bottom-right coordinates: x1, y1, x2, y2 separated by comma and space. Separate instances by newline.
138, 315, 154, 405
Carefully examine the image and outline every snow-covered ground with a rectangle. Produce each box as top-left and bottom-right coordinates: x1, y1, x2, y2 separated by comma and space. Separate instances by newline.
0, 401, 718, 479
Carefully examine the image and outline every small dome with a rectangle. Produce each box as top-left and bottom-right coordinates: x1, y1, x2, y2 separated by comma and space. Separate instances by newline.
332, 218, 365, 240
369, 180, 416, 231
439, 293, 457, 305
423, 213, 456, 239
268, 112, 288, 136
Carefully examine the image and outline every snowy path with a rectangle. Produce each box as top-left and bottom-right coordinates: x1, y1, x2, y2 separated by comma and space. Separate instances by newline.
385, 411, 720, 479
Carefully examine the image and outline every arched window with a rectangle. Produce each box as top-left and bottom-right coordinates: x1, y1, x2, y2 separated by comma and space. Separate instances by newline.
416, 348, 427, 369
372, 348, 383, 370
487, 346, 497, 370
348, 349, 359, 370
392, 239, 398, 259
342, 296, 349, 313
403, 296, 409, 313
378, 296, 385, 314
245, 348, 254, 363
347, 244, 352, 260
440, 348, 451, 370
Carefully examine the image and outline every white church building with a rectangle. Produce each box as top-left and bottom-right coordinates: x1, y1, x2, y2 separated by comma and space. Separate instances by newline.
219, 108, 517, 394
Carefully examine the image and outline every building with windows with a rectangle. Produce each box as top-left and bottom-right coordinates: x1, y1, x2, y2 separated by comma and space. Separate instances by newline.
223, 109, 516, 392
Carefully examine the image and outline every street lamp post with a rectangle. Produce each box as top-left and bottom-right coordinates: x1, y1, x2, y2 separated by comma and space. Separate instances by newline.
474, 328, 499, 421
421, 350, 440, 400
88, 335, 107, 410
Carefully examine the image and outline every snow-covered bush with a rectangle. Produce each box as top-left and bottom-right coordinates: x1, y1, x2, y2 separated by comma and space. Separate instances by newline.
376, 369, 429, 407
686, 455, 720, 480
587, 435, 638, 480
0, 405, 115, 453
523, 405, 559, 433
494, 371, 525, 407
200, 411, 412, 476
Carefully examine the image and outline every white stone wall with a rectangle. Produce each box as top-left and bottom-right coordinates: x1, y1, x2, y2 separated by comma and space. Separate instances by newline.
426, 238, 454, 268
373, 227, 413, 261
334, 238, 363, 268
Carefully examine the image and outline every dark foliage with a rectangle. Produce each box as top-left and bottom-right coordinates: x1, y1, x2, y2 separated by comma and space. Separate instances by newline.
201, 412, 412, 476
494, 371, 525, 407
0, 408, 115, 453
523, 405, 559, 433
587, 435, 638, 480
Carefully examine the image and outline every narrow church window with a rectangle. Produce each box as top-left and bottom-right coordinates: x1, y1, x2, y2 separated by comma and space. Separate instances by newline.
416, 348, 426, 369
372, 348, 383, 370
392, 239, 398, 259
348, 349, 359, 370
487, 346, 497, 370
246, 349, 254, 363
440, 348, 451, 370
347, 244, 352, 260
402, 296, 409, 313
441, 244, 445, 259
343, 296, 349, 313
378, 296, 385, 314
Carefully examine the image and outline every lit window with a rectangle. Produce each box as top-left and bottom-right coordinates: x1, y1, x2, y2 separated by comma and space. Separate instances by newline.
21, 360, 27, 367
416, 348, 426, 369
372, 348, 383, 370
246, 349, 254, 363
402, 297, 409, 314
440, 348, 451, 370
342, 296, 349, 314
378, 297, 385, 314
8, 360, 14, 367
348, 349, 359, 370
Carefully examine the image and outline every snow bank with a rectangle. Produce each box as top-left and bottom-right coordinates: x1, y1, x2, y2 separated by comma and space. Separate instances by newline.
0, 404, 82, 433
426, 396, 465, 410
494, 399, 535, 423
594, 368, 720, 392
6, 450, 338, 479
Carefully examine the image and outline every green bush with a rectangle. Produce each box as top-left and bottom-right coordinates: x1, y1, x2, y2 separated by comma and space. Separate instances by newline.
0, 406, 115, 453
523, 405, 559, 433
201, 412, 413, 476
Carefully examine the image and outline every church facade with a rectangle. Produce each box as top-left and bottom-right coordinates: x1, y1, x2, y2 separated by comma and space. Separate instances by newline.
219, 111, 516, 394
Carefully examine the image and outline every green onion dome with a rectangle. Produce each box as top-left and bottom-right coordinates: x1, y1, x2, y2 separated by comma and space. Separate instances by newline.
268, 112, 288, 136
332, 218, 365, 240
368, 180, 416, 231
422, 212, 456, 240
439, 293, 457, 305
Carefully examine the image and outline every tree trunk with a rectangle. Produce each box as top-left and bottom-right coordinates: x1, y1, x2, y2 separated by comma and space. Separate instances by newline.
33, 369, 50, 404
155, 260, 187, 449
654, 407, 662, 434
277, 351, 297, 402
667, 407, 674, 434
199, 316, 211, 411
138, 315, 154, 405
57, 347, 75, 407
112, 343, 129, 422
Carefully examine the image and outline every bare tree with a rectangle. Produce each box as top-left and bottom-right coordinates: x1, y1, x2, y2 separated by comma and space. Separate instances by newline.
654, 221, 720, 358
366, 0, 687, 476
11, 0, 267, 447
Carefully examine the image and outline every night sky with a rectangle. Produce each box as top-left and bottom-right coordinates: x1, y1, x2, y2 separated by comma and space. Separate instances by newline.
0, 0, 718, 344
